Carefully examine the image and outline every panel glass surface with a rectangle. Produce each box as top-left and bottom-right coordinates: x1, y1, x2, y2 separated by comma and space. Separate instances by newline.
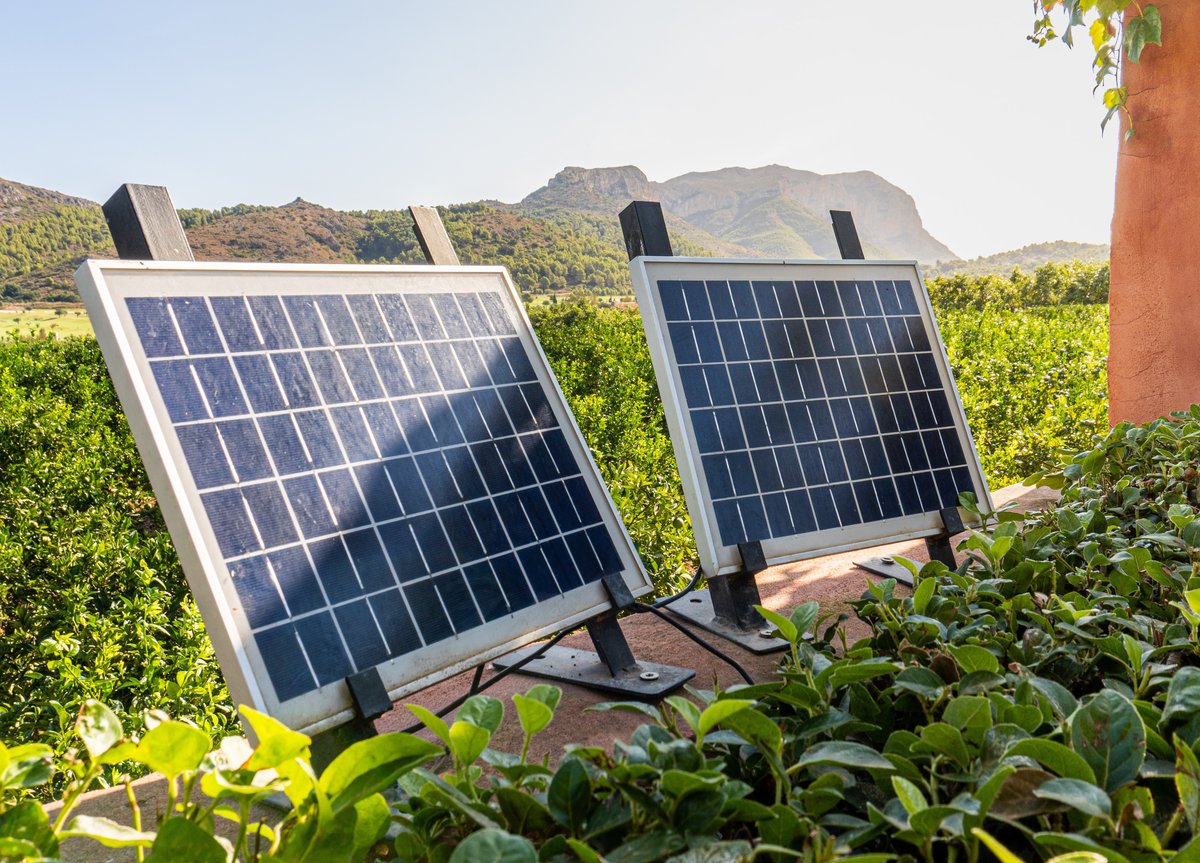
77, 262, 647, 732
631, 259, 989, 577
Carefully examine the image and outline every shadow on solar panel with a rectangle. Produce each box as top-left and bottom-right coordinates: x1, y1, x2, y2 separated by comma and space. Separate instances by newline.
76, 259, 665, 735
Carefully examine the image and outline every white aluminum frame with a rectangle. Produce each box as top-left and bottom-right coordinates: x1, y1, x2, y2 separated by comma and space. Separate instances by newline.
629, 257, 992, 579
76, 260, 652, 735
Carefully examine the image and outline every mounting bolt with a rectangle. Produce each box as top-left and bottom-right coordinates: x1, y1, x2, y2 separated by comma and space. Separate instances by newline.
880, 556, 894, 565
639, 671, 660, 681
759, 628, 776, 638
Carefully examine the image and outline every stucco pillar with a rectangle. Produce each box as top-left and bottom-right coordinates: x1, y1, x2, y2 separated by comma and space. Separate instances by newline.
1109, 1, 1200, 423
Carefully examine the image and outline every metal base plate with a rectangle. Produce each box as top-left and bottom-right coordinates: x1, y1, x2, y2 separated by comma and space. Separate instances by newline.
492, 645, 694, 698
659, 589, 789, 654
854, 556, 915, 587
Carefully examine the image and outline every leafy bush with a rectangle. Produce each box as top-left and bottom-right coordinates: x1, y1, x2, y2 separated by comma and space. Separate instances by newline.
0, 336, 235, 763
941, 304, 1109, 486
14, 409, 1200, 861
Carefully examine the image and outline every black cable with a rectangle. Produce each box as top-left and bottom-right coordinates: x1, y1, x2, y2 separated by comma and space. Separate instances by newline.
630, 603, 755, 685
395, 625, 578, 735
650, 567, 705, 608
395, 569, 756, 735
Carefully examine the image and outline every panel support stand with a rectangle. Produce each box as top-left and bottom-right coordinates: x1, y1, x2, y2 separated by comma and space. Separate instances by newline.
656, 542, 788, 654
855, 506, 966, 586
492, 572, 694, 697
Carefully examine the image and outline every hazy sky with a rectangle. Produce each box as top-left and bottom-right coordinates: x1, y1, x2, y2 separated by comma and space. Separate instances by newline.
3, 2, 1117, 259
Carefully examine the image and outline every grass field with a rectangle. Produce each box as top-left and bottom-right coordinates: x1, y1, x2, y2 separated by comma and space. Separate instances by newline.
0, 307, 94, 338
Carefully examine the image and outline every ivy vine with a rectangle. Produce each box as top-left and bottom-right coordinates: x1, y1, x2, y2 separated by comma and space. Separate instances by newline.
1030, 0, 1163, 137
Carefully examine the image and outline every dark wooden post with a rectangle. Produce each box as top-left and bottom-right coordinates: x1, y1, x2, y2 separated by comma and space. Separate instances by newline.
408, 206, 461, 266
829, 210, 865, 261
102, 184, 195, 262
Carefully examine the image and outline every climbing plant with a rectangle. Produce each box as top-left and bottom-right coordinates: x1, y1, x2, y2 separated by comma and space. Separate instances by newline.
1030, 0, 1163, 135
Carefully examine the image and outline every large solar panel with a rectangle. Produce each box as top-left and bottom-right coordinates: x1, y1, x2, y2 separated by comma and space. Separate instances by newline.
76, 261, 651, 734
630, 258, 991, 579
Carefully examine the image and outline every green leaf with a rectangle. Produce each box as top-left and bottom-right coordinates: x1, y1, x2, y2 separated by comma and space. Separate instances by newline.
946, 644, 999, 675
512, 694, 553, 740
697, 699, 753, 739
458, 694, 504, 734
448, 828, 537, 863
133, 721, 211, 779
1031, 677, 1078, 722
794, 741, 893, 772
912, 575, 935, 615
513, 685, 560, 739
0, 801, 57, 858
146, 817, 225, 863
240, 705, 310, 771
723, 708, 783, 756
943, 696, 993, 744
75, 700, 123, 761
1162, 667, 1200, 744
1069, 690, 1145, 791
1005, 739, 1097, 784
891, 776, 929, 815
825, 658, 902, 690
920, 723, 971, 768
350, 794, 391, 860
62, 815, 155, 848
587, 701, 662, 721
449, 720, 491, 767
405, 703, 452, 747
892, 666, 945, 700
754, 605, 797, 644
1176, 734, 1200, 833
665, 696, 701, 734
0, 744, 53, 790
789, 600, 820, 635
495, 787, 556, 835
547, 758, 591, 833
318, 732, 441, 813
1032, 778, 1111, 819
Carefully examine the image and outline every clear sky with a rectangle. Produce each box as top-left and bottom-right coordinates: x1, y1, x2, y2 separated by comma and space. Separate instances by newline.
2, 2, 1117, 259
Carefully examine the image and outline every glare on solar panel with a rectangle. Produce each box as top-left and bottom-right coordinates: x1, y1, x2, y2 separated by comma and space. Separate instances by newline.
630, 258, 991, 579
77, 261, 651, 734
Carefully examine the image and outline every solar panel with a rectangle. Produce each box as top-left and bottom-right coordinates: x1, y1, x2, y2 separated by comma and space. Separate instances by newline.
76, 261, 651, 734
630, 258, 991, 579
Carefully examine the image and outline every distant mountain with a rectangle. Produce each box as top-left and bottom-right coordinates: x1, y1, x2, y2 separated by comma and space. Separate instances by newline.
518, 167, 751, 258
0, 178, 114, 302
521, 164, 957, 264
0, 177, 96, 224
927, 241, 1110, 277
0, 169, 1107, 307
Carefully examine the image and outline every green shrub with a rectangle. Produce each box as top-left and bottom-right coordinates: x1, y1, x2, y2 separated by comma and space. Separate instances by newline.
14, 410, 1200, 861
0, 336, 235, 762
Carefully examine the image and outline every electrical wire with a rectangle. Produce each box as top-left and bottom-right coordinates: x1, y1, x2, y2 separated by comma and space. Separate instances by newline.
628, 603, 755, 685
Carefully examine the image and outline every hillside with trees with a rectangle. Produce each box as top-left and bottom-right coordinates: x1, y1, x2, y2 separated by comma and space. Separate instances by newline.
0, 169, 1109, 305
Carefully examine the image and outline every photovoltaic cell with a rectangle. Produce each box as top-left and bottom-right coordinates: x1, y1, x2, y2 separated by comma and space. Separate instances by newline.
119, 283, 628, 706
635, 262, 988, 574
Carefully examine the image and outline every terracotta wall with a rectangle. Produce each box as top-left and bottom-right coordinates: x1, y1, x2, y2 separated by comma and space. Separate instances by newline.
1109, 0, 1200, 423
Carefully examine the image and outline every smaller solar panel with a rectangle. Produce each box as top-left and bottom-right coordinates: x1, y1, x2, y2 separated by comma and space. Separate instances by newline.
77, 261, 651, 734
630, 258, 991, 578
